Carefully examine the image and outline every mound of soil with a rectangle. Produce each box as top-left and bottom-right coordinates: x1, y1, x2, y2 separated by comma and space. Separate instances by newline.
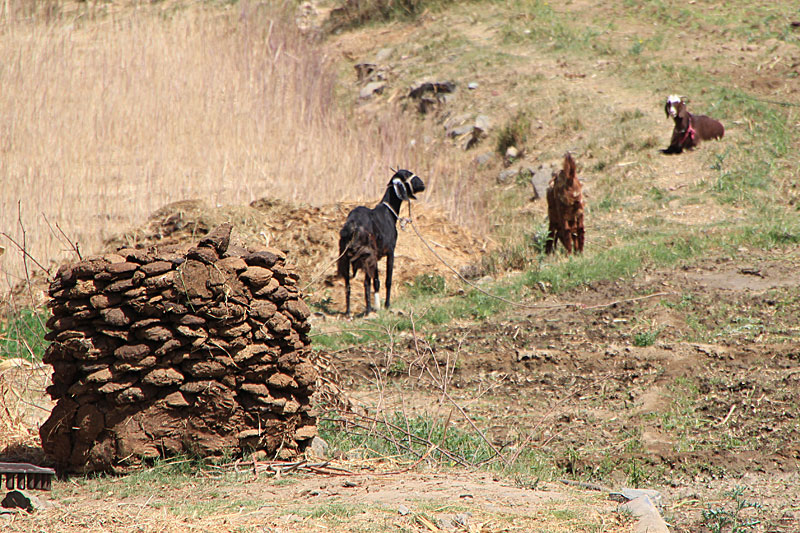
106, 198, 486, 313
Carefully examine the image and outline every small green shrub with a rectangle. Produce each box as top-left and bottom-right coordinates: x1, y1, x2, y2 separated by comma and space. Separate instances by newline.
496, 111, 531, 156
632, 329, 660, 347
702, 486, 762, 533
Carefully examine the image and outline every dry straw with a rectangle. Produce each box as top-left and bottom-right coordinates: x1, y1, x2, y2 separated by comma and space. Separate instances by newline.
0, 1, 474, 294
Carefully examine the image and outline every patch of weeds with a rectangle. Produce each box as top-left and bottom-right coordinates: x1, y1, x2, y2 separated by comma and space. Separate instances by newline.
595, 193, 621, 212
480, 229, 546, 275
406, 273, 446, 297
496, 110, 531, 155
0, 307, 49, 362
308, 295, 336, 315
629, 37, 644, 56
624, 457, 651, 488
702, 486, 762, 533
326, 0, 461, 31
618, 109, 645, 123
632, 328, 660, 347
320, 412, 497, 466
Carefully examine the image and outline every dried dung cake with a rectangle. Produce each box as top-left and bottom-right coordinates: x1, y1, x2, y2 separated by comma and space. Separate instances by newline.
39, 224, 317, 474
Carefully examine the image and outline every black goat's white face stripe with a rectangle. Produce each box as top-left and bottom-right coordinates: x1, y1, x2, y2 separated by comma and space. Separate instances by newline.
392, 178, 408, 200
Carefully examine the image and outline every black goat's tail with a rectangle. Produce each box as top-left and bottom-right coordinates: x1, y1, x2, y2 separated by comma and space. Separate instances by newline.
338, 221, 357, 279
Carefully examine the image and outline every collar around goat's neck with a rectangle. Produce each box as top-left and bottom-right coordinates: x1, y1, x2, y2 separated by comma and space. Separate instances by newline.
382, 201, 400, 220
680, 114, 696, 145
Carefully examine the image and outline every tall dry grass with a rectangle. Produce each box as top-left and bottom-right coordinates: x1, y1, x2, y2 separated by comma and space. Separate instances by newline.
0, 0, 475, 295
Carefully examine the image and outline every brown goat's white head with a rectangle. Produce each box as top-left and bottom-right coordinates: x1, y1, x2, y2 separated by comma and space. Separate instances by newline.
665, 94, 686, 118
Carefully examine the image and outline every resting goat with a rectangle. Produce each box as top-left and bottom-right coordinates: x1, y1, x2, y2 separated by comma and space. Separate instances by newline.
338, 170, 426, 316
663, 95, 724, 154
546, 152, 585, 255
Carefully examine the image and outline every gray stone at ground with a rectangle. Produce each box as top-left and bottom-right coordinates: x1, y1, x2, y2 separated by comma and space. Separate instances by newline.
530, 165, 555, 199
309, 436, 329, 459
610, 488, 664, 509
374, 47, 393, 63
474, 152, 493, 166
2, 490, 48, 513
619, 495, 671, 533
497, 168, 519, 184
359, 82, 386, 99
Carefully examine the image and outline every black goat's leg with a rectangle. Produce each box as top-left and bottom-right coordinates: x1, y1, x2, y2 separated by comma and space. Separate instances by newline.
363, 274, 373, 314
373, 271, 381, 311
384, 253, 394, 309
344, 272, 351, 316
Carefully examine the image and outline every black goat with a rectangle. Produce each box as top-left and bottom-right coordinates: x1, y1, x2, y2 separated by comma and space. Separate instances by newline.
337, 170, 426, 316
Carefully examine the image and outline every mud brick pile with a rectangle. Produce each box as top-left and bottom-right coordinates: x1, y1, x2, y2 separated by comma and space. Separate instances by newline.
39, 224, 318, 475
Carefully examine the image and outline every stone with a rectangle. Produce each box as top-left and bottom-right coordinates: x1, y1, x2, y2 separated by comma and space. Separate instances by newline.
137, 325, 174, 342
408, 80, 456, 99
474, 152, 493, 166
497, 168, 519, 184
449, 124, 475, 138
610, 488, 664, 509
359, 81, 386, 99
374, 47, 393, 63
474, 114, 490, 134
619, 495, 670, 533
1, 490, 48, 512
530, 165, 555, 199
398, 504, 411, 516
505, 146, 519, 160
310, 436, 329, 459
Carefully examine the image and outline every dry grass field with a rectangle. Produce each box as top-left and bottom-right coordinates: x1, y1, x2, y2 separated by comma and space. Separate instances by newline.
0, 0, 475, 296
1, 0, 800, 531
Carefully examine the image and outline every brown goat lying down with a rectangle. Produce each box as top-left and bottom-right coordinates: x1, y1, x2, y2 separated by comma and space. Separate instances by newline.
546, 152, 584, 255
663, 95, 724, 154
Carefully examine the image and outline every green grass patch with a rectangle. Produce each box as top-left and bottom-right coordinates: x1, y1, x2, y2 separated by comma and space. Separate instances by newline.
0, 307, 49, 362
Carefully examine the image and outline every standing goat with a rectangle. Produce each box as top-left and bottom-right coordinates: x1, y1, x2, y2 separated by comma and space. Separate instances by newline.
338, 170, 426, 316
663, 95, 724, 154
546, 152, 585, 255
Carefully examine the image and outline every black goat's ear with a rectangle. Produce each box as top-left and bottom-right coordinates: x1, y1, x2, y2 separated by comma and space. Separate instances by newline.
392, 178, 409, 200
